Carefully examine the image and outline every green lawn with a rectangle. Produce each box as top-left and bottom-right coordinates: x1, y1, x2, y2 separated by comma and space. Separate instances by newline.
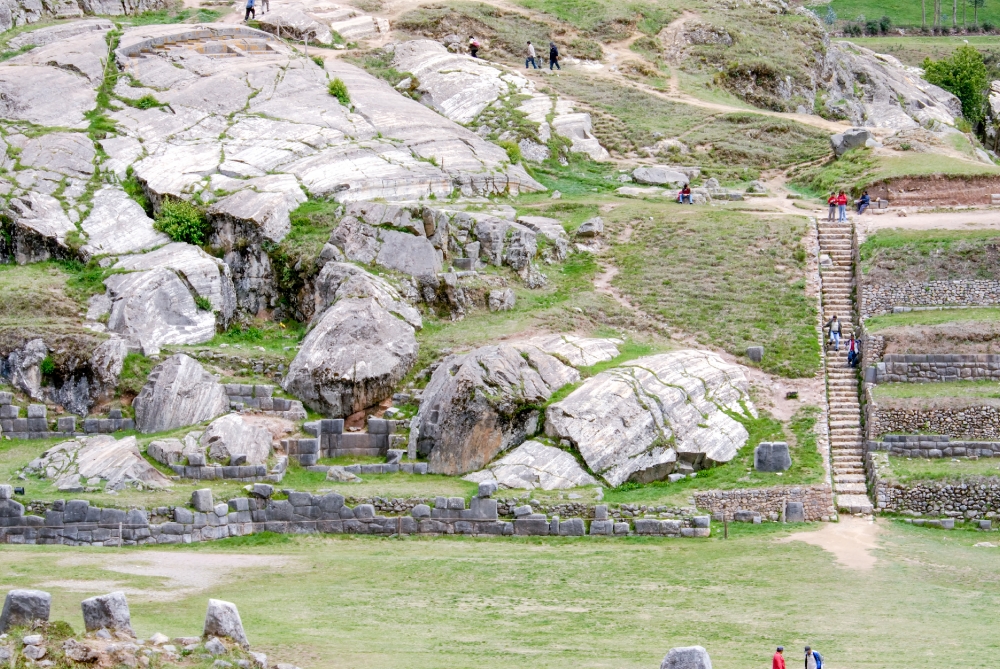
607, 202, 820, 378
873, 380, 1000, 400
2, 521, 1000, 668
822, 0, 1000, 29
865, 307, 1000, 331
884, 454, 1000, 482
859, 227, 1000, 281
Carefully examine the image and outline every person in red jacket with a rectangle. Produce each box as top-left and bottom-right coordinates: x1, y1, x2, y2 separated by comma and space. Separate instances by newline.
836, 190, 848, 222
773, 646, 786, 669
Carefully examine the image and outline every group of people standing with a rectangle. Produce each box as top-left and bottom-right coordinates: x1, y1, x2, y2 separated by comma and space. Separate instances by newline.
824, 315, 860, 367
773, 646, 823, 669
826, 190, 872, 222
467, 37, 561, 70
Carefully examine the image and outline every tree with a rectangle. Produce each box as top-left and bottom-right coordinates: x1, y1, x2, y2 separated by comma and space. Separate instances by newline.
923, 0, 927, 29
974, 0, 986, 25
923, 45, 990, 124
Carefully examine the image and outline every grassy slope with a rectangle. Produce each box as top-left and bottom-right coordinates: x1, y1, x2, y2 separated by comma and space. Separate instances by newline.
873, 380, 1000, 400
885, 454, 1000, 482
859, 227, 1000, 280
865, 307, 1000, 330
514, 0, 682, 39
822, 0, 1000, 28
833, 35, 1000, 67
606, 201, 820, 378
2, 523, 1000, 668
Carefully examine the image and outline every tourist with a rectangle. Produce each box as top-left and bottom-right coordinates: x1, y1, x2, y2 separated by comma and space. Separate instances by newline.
805, 646, 823, 669
847, 336, 860, 367
826, 192, 837, 221
549, 42, 560, 70
773, 646, 786, 669
243, 0, 255, 21
836, 190, 848, 222
825, 315, 842, 351
856, 190, 870, 216
678, 184, 692, 204
469, 36, 480, 58
259, 0, 268, 14
526, 41, 539, 69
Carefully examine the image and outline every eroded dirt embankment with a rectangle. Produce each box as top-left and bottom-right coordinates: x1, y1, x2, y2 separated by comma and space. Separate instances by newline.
868, 174, 1000, 206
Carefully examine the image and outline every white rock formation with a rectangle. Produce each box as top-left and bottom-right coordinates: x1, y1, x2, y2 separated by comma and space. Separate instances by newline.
464, 440, 598, 490
133, 354, 229, 433
514, 334, 621, 368
416, 344, 579, 475
80, 187, 170, 259
258, 2, 388, 43
2, 193, 75, 264
147, 437, 200, 466
313, 262, 422, 329
200, 413, 273, 464
545, 350, 755, 487
25, 435, 172, 491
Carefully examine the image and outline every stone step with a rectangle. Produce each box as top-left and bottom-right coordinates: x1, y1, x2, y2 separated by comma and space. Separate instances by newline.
835, 474, 866, 483
834, 482, 867, 494
836, 494, 873, 514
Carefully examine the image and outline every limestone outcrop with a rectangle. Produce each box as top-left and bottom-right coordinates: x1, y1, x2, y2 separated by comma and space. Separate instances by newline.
545, 350, 755, 487
24, 435, 172, 491
514, 334, 621, 368
464, 440, 598, 490
80, 188, 170, 260
282, 297, 418, 417
415, 344, 579, 475
313, 261, 422, 329
200, 414, 273, 465
257, 2, 389, 43
133, 354, 229, 433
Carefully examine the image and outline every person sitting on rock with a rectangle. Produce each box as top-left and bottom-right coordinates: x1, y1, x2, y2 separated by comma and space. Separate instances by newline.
526, 41, 539, 69
469, 36, 480, 58
856, 190, 870, 215
678, 185, 692, 204
846, 336, 859, 367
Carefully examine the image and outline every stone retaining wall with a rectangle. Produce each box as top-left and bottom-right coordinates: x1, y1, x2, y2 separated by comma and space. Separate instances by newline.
0, 485, 710, 545
285, 418, 407, 466
868, 451, 1000, 519
874, 353, 1000, 383
692, 485, 836, 521
867, 401, 1000, 440
860, 280, 1000, 319
871, 434, 1000, 458
169, 455, 288, 482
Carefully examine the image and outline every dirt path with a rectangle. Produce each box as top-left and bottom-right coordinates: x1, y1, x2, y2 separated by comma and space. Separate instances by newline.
860, 207, 1000, 232
778, 516, 881, 570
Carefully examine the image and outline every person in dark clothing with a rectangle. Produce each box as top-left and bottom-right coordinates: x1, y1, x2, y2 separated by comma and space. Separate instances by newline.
244, 0, 255, 21
846, 337, 860, 367
856, 190, 871, 215
549, 42, 560, 70
678, 185, 692, 204
469, 36, 479, 58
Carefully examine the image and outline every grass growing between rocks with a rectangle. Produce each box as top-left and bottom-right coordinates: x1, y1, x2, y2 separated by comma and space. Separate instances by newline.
607, 203, 819, 378
864, 307, 1000, 331
2, 522, 1000, 668
882, 454, 1000, 483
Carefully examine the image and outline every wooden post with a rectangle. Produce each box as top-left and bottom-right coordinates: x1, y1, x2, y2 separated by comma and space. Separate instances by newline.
118, 522, 123, 549
724, 516, 728, 539
397, 515, 402, 539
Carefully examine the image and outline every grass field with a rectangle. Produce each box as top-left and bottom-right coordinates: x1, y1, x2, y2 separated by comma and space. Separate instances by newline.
864, 307, 1000, 331
884, 453, 1000, 482
872, 380, 1000, 400
820, 0, 1000, 29
1, 521, 999, 668
834, 35, 1000, 67
859, 227, 1000, 281
606, 202, 820, 378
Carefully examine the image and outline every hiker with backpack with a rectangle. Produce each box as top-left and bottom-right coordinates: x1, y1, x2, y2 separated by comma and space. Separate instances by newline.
469, 36, 480, 58
805, 646, 823, 669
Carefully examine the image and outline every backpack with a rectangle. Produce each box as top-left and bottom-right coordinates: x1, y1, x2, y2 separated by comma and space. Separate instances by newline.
813, 651, 822, 669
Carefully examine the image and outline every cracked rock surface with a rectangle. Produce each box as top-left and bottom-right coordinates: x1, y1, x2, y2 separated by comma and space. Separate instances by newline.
464, 440, 598, 490
24, 435, 172, 491
545, 350, 755, 487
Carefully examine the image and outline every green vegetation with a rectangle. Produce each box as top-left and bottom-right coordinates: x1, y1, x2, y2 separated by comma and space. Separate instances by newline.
343, 48, 415, 90
0, 43, 34, 62
824, 0, 1000, 28
497, 139, 522, 164
922, 45, 989, 124
873, 380, 1000, 400
199, 320, 307, 354
835, 35, 1000, 68
790, 148, 876, 196
122, 165, 153, 216
194, 296, 212, 311
515, 0, 679, 40
118, 353, 156, 397
865, 307, 1000, 331
0, 263, 95, 332
609, 204, 820, 377
859, 228, 1000, 281
328, 78, 350, 106
119, 7, 223, 25
154, 199, 210, 246
548, 75, 830, 177
396, 2, 552, 61
884, 454, 1000, 482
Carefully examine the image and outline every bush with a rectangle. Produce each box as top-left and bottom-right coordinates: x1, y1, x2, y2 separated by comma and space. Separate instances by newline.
497, 139, 522, 164
154, 198, 210, 246
984, 21, 995, 32
311, 55, 325, 68
194, 295, 212, 311
328, 77, 350, 106
923, 45, 989, 124
865, 19, 879, 35
879, 15, 892, 33
40, 355, 56, 378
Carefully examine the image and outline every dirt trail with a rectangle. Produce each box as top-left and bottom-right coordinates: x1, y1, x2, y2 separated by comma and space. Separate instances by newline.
778, 516, 881, 570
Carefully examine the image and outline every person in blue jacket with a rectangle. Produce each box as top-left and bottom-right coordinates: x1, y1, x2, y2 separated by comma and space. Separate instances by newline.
856, 190, 870, 216
804, 646, 822, 669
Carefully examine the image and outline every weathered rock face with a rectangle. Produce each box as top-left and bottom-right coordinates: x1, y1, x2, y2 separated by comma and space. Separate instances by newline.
256, 2, 388, 43
661, 646, 712, 669
283, 297, 418, 417
81, 592, 133, 636
830, 127, 874, 156
416, 344, 579, 475
80, 187, 169, 259
313, 261, 422, 329
514, 334, 621, 368
147, 437, 200, 466
0, 589, 51, 633
204, 599, 249, 649
6, 338, 47, 400
0, 1, 164, 34
133, 354, 229, 433
0, 192, 75, 264
545, 350, 755, 487
200, 413, 272, 464
632, 166, 689, 187
821, 42, 962, 130
464, 440, 598, 490
24, 435, 172, 491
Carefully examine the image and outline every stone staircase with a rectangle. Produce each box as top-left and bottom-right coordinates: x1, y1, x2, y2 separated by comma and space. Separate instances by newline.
817, 219, 873, 515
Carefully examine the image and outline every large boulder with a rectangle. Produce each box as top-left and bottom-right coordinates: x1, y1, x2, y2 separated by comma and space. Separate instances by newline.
81, 592, 133, 636
1, 192, 75, 264
24, 435, 172, 491
200, 414, 272, 465
313, 262, 422, 329
514, 334, 621, 368
830, 128, 874, 157
661, 646, 712, 669
545, 350, 754, 487
416, 344, 579, 475
464, 440, 598, 490
133, 354, 229, 433
283, 298, 418, 417
79, 187, 170, 259
0, 590, 51, 633
204, 599, 249, 649
632, 166, 690, 187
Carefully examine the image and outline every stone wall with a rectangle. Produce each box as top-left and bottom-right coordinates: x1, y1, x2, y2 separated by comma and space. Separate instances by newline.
871, 434, 1000, 458
0, 398, 79, 440
867, 400, 1000, 440
168, 455, 288, 482
692, 484, 836, 522
0, 0, 170, 34
868, 451, 1000, 521
874, 353, 1000, 383
860, 280, 1000, 319
285, 417, 407, 466
0, 485, 710, 545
